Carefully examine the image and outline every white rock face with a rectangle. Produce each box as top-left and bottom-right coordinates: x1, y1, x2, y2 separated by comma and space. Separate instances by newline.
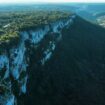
41, 41, 56, 65
6, 95, 15, 105
0, 55, 9, 79
10, 40, 26, 80
0, 15, 76, 105
29, 25, 50, 44
19, 75, 28, 94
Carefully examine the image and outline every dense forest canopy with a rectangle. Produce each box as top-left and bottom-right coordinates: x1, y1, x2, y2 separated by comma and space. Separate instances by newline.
0, 10, 72, 48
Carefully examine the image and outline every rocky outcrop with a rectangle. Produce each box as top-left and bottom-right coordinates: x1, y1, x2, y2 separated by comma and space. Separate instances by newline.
0, 15, 76, 105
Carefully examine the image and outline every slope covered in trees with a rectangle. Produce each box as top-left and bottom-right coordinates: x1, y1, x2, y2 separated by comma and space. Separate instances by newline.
22, 16, 105, 105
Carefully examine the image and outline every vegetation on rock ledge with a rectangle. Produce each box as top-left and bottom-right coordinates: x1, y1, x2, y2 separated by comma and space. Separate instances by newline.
0, 10, 71, 48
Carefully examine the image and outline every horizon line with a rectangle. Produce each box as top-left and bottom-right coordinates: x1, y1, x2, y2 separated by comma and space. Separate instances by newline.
0, 1, 105, 4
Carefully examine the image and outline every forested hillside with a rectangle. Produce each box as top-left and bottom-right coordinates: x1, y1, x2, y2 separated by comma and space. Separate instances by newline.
22, 16, 105, 105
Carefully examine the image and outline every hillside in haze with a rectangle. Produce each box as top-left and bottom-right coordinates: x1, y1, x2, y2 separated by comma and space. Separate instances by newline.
73, 3, 105, 27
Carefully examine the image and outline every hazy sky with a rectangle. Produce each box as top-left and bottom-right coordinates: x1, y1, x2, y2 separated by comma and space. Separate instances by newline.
0, 0, 105, 3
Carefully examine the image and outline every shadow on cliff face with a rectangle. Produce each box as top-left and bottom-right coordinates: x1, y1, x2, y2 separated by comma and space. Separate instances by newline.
20, 17, 105, 105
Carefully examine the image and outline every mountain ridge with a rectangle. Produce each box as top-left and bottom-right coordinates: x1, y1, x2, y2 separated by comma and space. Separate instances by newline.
23, 16, 105, 105
0, 15, 75, 105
